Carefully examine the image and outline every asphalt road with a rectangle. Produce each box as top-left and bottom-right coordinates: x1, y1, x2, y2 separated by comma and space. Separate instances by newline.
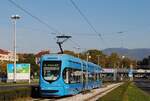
134, 79, 150, 94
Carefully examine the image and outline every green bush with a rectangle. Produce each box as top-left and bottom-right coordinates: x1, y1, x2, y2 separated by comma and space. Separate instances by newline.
0, 87, 31, 101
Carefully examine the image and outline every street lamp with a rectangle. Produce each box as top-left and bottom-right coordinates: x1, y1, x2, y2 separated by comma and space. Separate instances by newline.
11, 15, 20, 83
120, 55, 125, 81
121, 55, 125, 68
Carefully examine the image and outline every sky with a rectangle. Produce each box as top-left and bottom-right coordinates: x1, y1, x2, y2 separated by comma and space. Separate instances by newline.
0, 0, 150, 53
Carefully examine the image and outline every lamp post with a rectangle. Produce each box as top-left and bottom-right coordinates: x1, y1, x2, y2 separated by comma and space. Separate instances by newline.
113, 63, 116, 81
121, 55, 125, 81
86, 52, 91, 89
97, 55, 100, 66
11, 15, 20, 83
73, 47, 80, 58
121, 55, 125, 68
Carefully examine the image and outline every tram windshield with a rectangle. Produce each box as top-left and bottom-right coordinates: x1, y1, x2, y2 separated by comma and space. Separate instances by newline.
42, 61, 61, 82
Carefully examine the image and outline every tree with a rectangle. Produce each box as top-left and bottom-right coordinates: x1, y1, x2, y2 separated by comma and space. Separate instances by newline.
137, 55, 150, 69
82, 49, 106, 67
106, 53, 120, 68
99, 54, 107, 67
0, 60, 12, 74
63, 50, 77, 57
121, 57, 132, 68
60, 49, 137, 69
18, 54, 39, 77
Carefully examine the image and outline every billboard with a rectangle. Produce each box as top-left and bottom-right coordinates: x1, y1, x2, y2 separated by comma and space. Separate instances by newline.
7, 64, 30, 81
128, 68, 133, 78
101, 68, 114, 73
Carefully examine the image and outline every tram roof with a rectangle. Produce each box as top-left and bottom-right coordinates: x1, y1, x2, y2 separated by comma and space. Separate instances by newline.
41, 54, 102, 69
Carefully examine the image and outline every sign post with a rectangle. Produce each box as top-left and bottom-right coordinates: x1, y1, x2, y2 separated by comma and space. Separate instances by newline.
128, 64, 133, 81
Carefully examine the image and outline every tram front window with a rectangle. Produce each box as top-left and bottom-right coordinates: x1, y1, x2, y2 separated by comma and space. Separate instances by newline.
42, 61, 61, 82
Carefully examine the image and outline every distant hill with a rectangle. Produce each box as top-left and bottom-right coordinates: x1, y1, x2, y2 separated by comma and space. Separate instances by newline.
102, 48, 150, 60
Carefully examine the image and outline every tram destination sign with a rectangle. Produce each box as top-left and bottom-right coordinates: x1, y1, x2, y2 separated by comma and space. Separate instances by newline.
43, 62, 60, 71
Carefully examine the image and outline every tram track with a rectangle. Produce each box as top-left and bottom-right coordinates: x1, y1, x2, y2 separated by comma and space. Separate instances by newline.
84, 83, 122, 101
31, 83, 123, 101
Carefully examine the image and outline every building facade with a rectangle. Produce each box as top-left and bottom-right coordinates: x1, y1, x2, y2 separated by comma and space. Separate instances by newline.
0, 49, 18, 62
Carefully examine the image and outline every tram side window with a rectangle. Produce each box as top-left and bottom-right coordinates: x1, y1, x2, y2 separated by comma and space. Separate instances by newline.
96, 73, 99, 80
63, 68, 69, 83
88, 73, 95, 81
63, 68, 82, 84
99, 73, 102, 80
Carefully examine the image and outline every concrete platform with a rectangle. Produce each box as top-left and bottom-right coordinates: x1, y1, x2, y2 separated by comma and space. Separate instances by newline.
31, 82, 123, 101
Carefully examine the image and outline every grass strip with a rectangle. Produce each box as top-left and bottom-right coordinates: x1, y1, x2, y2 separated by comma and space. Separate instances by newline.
123, 83, 150, 101
98, 82, 150, 101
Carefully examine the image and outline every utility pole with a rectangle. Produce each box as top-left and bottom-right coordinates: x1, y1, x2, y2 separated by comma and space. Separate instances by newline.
113, 63, 117, 81
73, 47, 80, 58
86, 52, 91, 89
121, 56, 125, 68
97, 55, 100, 66
86, 53, 89, 89
117, 31, 124, 48
11, 15, 20, 83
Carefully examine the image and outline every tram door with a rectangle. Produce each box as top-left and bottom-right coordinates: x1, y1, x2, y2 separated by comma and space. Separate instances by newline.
83, 72, 86, 90
81, 62, 86, 90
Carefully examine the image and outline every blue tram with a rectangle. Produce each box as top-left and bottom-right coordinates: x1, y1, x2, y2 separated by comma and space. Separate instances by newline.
39, 54, 102, 97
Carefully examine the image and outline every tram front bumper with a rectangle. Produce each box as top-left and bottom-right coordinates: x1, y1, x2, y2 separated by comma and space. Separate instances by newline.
40, 86, 65, 97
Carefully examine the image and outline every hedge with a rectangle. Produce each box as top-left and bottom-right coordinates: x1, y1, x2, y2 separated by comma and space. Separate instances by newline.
0, 87, 31, 101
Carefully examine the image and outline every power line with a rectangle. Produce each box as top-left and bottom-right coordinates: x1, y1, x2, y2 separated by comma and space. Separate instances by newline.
8, 0, 82, 50
69, 39, 88, 53
69, 0, 102, 38
69, 0, 109, 48
8, 0, 106, 51
69, 39, 81, 48
70, 0, 97, 34
7, 0, 60, 34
